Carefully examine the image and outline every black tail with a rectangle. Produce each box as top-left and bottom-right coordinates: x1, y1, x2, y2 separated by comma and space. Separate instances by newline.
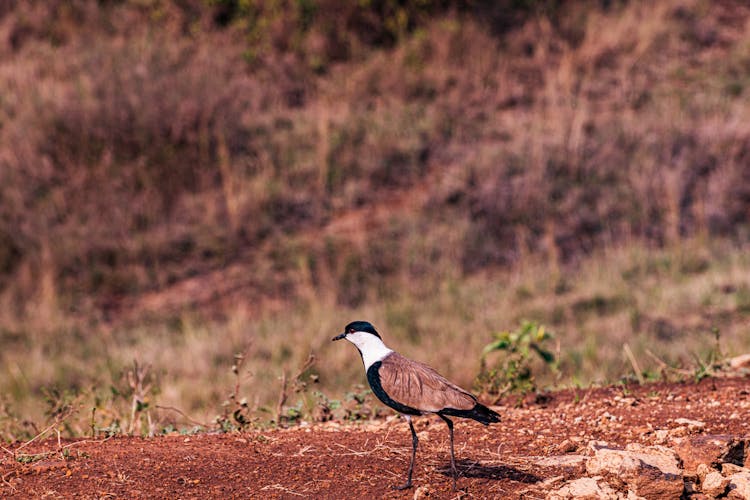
440, 402, 501, 425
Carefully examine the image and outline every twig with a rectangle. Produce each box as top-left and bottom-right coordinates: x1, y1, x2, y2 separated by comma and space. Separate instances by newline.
13, 420, 63, 456
645, 349, 693, 377
155, 406, 209, 428
330, 442, 375, 457
232, 351, 246, 403
260, 484, 304, 496
489, 382, 512, 405
60, 436, 113, 451
1, 471, 17, 492
293, 445, 314, 457
11, 435, 112, 466
275, 371, 288, 425
11, 400, 76, 460
127, 360, 152, 436
293, 354, 316, 383
276, 354, 316, 425
623, 343, 645, 384
219, 343, 255, 429
645, 349, 668, 370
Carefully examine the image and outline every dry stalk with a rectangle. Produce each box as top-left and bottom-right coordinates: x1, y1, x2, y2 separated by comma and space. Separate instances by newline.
59, 436, 113, 454
11, 403, 76, 459
126, 360, 153, 436
623, 343, 645, 384
6, 402, 78, 465
645, 349, 694, 378
222, 343, 255, 428
1, 470, 16, 493
155, 406, 209, 428
260, 484, 305, 497
293, 445, 315, 457
231, 347, 251, 404
275, 354, 316, 425
294, 355, 316, 387
275, 371, 288, 425
330, 442, 376, 457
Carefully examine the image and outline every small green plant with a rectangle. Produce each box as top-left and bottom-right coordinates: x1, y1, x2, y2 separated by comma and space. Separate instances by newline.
476, 321, 558, 402
342, 386, 377, 421
310, 390, 337, 422
274, 354, 317, 426
15, 452, 52, 464
284, 403, 303, 423
692, 327, 725, 382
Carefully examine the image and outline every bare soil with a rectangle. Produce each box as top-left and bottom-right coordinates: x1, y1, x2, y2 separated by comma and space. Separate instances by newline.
2, 377, 749, 499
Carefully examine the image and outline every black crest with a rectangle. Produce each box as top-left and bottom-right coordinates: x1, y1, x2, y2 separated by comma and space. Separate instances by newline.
344, 320, 381, 339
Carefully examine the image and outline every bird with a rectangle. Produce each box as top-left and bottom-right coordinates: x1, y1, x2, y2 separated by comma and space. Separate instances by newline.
332, 320, 500, 491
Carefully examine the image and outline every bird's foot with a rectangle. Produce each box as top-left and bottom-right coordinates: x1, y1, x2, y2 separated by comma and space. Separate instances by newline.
393, 481, 412, 491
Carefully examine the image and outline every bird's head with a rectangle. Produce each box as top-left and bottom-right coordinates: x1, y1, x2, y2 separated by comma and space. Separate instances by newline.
333, 321, 392, 369
332, 320, 382, 344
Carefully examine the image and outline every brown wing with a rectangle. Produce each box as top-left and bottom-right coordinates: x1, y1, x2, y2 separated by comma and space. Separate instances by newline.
378, 352, 477, 412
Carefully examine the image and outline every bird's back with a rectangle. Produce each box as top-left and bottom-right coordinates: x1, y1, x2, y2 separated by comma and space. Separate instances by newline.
375, 352, 478, 413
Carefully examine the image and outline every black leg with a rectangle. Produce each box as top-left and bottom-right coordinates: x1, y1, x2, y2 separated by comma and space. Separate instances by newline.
438, 414, 457, 491
395, 415, 418, 490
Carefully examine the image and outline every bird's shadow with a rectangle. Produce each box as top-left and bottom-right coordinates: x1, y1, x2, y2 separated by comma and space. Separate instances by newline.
437, 460, 541, 483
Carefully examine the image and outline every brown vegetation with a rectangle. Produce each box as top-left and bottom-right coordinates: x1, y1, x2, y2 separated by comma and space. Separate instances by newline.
0, 0, 749, 436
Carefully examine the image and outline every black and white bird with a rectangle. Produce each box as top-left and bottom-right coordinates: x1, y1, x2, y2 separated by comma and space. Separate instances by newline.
333, 320, 500, 491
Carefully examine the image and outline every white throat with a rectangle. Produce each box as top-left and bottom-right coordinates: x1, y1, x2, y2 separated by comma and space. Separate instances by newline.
345, 331, 393, 370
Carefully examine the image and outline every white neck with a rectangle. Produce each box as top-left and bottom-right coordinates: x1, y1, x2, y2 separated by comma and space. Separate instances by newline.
345, 331, 393, 370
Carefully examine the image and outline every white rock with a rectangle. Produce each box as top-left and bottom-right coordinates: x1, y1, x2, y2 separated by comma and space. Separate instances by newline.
729, 353, 750, 370
586, 444, 683, 498
622, 443, 682, 475
547, 476, 620, 500
697, 463, 711, 482
727, 470, 750, 499
703, 470, 730, 498
653, 429, 670, 444
673, 418, 706, 430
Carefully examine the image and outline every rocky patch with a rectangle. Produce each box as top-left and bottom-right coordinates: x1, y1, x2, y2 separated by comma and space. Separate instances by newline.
544, 432, 750, 499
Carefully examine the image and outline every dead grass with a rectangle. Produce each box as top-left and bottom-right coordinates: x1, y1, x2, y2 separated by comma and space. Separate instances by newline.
3, 237, 749, 438
0, 0, 749, 437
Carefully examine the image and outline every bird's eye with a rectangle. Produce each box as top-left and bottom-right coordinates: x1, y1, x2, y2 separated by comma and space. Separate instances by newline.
348, 328, 354, 333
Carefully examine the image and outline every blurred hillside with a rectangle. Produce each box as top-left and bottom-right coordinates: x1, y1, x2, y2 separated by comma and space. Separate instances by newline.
1, 0, 749, 432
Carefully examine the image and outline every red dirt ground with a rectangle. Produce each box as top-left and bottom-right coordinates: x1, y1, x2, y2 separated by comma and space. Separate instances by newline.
2, 377, 749, 499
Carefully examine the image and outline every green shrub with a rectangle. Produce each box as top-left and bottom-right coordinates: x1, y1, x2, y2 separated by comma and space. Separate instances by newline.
476, 321, 558, 400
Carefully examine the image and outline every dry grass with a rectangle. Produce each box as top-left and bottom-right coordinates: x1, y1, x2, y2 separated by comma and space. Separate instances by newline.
3, 238, 749, 437
0, 0, 749, 437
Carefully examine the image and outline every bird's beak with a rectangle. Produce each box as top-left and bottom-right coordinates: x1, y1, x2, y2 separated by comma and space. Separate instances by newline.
332, 332, 347, 341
